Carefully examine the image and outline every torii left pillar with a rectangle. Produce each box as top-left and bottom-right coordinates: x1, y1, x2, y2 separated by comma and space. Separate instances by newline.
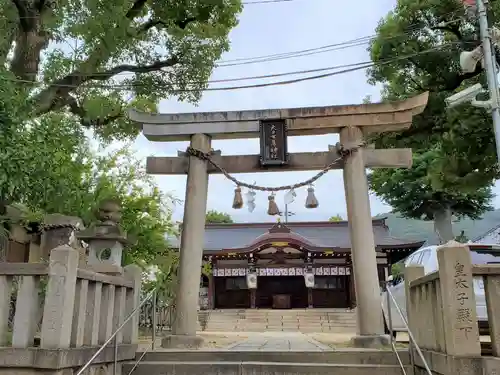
162, 133, 211, 349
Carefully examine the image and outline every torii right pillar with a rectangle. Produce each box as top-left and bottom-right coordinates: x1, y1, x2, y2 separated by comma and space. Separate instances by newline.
341, 126, 388, 348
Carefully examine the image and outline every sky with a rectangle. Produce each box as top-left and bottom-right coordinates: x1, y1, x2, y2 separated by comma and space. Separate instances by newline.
130, 0, 500, 223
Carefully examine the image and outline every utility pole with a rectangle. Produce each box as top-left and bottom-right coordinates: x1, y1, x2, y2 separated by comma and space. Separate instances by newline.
476, 0, 500, 162
282, 207, 295, 223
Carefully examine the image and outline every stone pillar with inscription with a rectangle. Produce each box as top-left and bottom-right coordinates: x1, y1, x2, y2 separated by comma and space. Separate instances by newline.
437, 241, 481, 357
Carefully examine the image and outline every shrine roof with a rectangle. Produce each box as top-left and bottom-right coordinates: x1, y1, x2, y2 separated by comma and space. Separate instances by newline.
170, 218, 425, 252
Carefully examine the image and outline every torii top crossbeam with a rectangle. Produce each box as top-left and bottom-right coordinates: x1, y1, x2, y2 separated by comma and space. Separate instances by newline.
128, 92, 429, 141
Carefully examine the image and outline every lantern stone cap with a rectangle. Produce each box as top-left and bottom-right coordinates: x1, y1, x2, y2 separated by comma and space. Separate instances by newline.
77, 223, 129, 244
76, 198, 132, 245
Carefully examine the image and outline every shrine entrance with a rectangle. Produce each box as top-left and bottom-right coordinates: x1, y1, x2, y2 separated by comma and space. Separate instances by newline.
128, 91, 429, 348
257, 276, 308, 309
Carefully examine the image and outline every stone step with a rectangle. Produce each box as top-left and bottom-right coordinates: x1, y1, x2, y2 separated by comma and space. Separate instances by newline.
208, 311, 355, 315
205, 323, 356, 327
242, 320, 354, 324
200, 309, 357, 333
213, 313, 355, 317
123, 361, 410, 375
135, 350, 409, 365
206, 316, 357, 320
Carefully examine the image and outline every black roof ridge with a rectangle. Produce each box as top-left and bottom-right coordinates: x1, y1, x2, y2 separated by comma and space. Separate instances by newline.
204, 218, 387, 228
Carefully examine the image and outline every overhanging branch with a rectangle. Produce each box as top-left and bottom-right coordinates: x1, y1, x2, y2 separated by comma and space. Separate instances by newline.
66, 95, 123, 128
32, 57, 179, 115
89, 57, 179, 82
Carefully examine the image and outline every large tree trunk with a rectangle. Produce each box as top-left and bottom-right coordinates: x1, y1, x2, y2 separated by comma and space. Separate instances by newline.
433, 208, 455, 244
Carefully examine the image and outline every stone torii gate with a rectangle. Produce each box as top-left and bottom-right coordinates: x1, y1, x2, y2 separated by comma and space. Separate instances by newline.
128, 92, 429, 348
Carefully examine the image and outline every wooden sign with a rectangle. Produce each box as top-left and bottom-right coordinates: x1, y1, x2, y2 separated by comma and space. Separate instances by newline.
259, 119, 288, 166
212, 266, 351, 277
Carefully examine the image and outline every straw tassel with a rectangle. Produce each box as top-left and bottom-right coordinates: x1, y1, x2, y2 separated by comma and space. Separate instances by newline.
267, 194, 280, 216
232, 186, 243, 209
305, 186, 319, 209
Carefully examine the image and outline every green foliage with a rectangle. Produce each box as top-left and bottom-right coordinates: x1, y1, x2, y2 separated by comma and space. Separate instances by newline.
206, 209, 233, 224
202, 261, 213, 277
391, 262, 404, 279
143, 250, 179, 305
328, 214, 343, 222
367, 0, 498, 231
59, 145, 179, 267
0, 0, 242, 143
368, 151, 494, 221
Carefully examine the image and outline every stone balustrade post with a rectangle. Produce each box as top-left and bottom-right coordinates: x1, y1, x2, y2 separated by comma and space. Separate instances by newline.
40, 245, 79, 349
404, 265, 424, 340
99, 284, 116, 344
71, 279, 89, 347
0, 275, 12, 346
84, 281, 102, 346
12, 275, 41, 347
123, 264, 141, 344
113, 286, 127, 344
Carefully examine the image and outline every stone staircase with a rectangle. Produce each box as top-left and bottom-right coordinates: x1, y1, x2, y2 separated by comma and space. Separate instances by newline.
124, 350, 411, 375
198, 308, 357, 333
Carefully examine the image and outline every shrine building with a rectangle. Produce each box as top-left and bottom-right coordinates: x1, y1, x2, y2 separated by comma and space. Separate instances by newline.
172, 219, 424, 310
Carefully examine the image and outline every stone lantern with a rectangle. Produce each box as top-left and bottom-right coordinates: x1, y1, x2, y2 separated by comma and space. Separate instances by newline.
77, 199, 129, 275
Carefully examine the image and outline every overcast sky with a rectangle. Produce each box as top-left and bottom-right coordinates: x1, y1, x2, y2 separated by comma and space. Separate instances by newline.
131, 0, 500, 223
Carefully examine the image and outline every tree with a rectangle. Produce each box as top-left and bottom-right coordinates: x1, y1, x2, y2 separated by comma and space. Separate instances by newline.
206, 210, 233, 224
328, 214, 343, 222
369, 150, 494, 243
0, 0, 241, 142
366, 0, 498, 242
0, 71, 89, 214
78, 146, 178, 266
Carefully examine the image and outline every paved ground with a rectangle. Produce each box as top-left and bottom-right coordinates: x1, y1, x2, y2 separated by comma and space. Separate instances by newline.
138, 331, 351, 351
226, 332, 331, 351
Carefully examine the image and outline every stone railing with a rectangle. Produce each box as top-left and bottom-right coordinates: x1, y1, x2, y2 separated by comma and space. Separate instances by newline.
0, 245, 141, 375
405, 242, 500, 375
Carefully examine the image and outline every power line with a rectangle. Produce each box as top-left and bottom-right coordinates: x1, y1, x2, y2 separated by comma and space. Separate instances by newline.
216, 8, 462, 65
243, 0, 296, 3
7, 44, 457, 92
33, 13, 463, 84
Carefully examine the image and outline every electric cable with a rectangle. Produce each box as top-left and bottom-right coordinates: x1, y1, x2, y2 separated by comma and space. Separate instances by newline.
28, 13, 464, 83
7, 43, 459, 92
243, 0, 296, 3
217, 9, 462, 65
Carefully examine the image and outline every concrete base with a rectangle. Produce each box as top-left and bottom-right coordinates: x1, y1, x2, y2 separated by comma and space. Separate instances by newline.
161, 334, 204, 349
350, 334, 391, 349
